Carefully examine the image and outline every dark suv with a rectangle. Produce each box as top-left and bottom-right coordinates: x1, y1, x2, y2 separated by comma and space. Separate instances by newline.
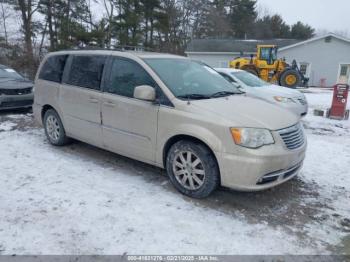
0, 64, 34, 110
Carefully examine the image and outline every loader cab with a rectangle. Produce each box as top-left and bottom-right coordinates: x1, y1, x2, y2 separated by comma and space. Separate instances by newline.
257, 45, 278, 65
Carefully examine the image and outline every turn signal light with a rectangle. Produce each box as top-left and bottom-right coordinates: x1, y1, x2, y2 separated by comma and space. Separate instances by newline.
230, 128, 242, 144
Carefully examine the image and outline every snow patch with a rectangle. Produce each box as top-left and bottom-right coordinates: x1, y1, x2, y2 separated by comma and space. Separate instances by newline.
0, 129, 316, 255
0, 121, 16, 131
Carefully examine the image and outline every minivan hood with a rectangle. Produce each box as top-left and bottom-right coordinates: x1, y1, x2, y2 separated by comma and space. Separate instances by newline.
190, 95, 299, 130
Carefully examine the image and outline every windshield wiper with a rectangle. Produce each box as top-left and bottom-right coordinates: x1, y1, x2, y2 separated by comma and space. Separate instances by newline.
177, 94, 210, 100
209, 91, 242, 98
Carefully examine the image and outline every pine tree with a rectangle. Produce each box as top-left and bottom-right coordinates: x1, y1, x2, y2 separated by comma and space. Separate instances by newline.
253, 14, 290, 39
229, 0, 257, 38
140, 0, 161, 48
113, 0, 143, 46
291, 21, 315, 40
270, 14, 290, 38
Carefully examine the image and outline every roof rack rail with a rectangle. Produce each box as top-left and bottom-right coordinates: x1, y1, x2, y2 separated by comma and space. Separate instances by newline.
113, 45, 156, 52
66, 45, 157, 52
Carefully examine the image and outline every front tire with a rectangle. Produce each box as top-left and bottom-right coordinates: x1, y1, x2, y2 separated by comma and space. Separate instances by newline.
43, 109, 70, 146
166, 140, 219, 198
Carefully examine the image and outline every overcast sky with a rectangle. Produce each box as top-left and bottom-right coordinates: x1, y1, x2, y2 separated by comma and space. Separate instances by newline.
257, 0, 350, 34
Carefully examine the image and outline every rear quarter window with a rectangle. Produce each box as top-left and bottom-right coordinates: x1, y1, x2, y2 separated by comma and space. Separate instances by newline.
39, 55, 68, 83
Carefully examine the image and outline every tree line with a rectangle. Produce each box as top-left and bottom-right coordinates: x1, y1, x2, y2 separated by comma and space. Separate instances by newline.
0, 0, 315, 78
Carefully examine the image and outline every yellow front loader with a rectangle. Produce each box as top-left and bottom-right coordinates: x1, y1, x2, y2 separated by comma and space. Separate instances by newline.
229, 45, 308, 88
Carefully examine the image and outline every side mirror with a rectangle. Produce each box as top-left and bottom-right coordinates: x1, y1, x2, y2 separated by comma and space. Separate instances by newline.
134, 85, 156, 101
237, 85, 245, 92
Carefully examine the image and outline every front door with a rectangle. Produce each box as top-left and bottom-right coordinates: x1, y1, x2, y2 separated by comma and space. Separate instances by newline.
101, 56, 159, 163
60, 55, 106, 146
338, 64, 350, 85
299, 62, 311, 78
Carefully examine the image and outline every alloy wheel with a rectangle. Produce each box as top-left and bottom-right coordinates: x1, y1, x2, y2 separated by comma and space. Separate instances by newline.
46, 115, 60, 142
172, 151, 206, 190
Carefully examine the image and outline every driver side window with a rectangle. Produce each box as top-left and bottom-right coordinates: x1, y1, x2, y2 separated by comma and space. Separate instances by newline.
106, 58, 155, 98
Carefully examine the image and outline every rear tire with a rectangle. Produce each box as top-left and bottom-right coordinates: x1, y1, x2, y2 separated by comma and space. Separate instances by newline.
166, 140, 219, 198
279, 69, 302, 88
43, 109, 70, 146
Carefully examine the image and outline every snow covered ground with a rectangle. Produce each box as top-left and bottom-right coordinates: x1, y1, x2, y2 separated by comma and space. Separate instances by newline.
0, 88, 349, 255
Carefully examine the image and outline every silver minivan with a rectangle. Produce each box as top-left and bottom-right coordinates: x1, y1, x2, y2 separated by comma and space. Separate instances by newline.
215, 68, 308, 118
33, 50, 307, 198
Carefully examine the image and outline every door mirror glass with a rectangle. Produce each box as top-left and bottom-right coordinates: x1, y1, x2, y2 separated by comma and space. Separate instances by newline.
134, 85, 156, 101
237, 85, 245, 91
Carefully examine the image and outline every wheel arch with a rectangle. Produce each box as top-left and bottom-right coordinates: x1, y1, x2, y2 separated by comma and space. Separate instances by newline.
162, 134, 221, 181
41, 104, 59, 124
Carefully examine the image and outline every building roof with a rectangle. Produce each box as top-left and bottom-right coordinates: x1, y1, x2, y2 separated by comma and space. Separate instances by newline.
279, 33, 350, 51
185, 39, 301, 53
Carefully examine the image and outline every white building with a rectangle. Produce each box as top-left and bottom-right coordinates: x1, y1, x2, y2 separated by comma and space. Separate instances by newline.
185, 33, 350, 87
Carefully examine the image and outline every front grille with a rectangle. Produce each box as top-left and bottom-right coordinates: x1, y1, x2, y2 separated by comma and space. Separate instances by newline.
0, 87, 32, 95
278, 123, 305, 150
257, 162, 302, 185
0, 100, 33, 108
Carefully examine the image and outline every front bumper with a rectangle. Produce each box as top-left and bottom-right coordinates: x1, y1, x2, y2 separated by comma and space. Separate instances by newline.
0, 93, 34, 110
216, 132, 307, 191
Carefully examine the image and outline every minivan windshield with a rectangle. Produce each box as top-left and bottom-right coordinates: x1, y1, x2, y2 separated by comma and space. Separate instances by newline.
0, 68, 24, 80
232, 71, 271, 87
144, 58, 242, 99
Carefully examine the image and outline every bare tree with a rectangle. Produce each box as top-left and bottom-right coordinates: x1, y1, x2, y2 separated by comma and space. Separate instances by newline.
10, 0, 38, 55
102, 0, 114, 47
0, 1, 11, 44
5, 0, 40, 77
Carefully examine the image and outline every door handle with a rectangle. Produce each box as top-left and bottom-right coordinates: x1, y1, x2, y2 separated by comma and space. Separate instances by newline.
104, 101, 115, 108
88, 98, 99, 104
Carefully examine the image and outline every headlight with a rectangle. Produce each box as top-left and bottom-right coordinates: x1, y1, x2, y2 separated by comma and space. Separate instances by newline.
230, 128, 274, 148
273, 96, 295, 103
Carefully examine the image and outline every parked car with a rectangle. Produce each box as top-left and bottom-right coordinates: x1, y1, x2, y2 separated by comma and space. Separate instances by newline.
0, 64, 34, 110
34, 51, 307, 198
215, 68, 308, 118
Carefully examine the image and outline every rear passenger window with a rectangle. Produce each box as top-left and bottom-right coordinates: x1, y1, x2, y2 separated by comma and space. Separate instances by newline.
65, 55, 106, 90
39, 55, 68, 83
106, 58, 155, 98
